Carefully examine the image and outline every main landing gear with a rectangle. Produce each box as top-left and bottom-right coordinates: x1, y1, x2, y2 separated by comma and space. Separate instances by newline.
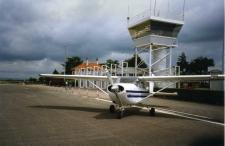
109, 105, 156, 119
109, 105, 116, 113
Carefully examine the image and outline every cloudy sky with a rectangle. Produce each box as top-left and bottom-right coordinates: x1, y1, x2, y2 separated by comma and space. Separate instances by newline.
0, 0, 223, 79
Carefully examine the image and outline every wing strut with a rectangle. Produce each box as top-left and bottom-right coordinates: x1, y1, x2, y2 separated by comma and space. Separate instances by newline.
88, 80, 108, 96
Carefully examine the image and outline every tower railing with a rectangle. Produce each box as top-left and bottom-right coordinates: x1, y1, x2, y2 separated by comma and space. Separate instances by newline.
128, 9, 184, 28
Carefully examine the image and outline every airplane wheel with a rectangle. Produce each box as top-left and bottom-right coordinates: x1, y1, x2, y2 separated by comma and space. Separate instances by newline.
117, 110, 124, 119
149, 108, 155, 116
109, 105, 115, 113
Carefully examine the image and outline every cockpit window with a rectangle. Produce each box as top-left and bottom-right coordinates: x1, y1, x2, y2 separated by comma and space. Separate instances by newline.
119, 77, 137, 83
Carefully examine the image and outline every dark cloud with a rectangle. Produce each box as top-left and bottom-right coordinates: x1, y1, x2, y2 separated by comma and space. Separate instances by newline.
173, 0, 224, 69
0, 0, 223, 78
0, 0, 133, 63
179, 0, 224, 43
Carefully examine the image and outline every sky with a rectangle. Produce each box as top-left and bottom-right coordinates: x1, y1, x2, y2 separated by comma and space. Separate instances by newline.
0, 0, 224, 79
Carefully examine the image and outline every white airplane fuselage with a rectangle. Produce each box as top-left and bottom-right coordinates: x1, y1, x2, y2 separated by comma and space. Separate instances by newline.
107, 83, 149, 105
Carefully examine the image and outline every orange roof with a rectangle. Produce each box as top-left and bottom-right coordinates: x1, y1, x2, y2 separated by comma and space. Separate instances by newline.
72, 62, 103, 71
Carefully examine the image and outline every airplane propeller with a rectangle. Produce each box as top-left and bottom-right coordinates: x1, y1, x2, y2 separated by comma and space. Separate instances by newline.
111, 85, 119, 92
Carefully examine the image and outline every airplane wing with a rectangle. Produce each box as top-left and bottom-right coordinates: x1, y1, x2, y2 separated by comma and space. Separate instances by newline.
137, 74, 225, 104
40, 74, 118, 81
138, 74, 225, 82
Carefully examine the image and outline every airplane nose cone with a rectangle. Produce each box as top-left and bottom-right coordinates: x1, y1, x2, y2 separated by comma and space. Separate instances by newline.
111, 85, 119, 91
108, 85, 124, 93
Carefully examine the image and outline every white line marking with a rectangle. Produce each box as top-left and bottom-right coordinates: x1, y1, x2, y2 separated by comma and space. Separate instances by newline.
156, 109, 224, 127
157, 108, 212, 120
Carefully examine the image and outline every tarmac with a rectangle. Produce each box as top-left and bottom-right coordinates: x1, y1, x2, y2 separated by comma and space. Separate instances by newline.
0, 84, 224, 146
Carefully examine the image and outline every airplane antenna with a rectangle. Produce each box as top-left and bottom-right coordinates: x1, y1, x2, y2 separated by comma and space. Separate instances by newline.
182, 0, 186, 20
149, 0, 152, 17
167, 0, 170, 17
127, 0, 130, 26
127, 0, 130, 18
153, 0, 157, 16
64, 47, 68, 82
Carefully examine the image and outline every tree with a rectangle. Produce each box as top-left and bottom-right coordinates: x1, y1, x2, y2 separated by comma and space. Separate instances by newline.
62, 56, 83, 74
52, 69, 59, 74
176, 52, 189, 75
106, 59, 119, 68
125, 54, 147, 68
176, 53, 214, 75
39, 76, 47, 84
188, 57, 214, 74
28, 77, 37, 82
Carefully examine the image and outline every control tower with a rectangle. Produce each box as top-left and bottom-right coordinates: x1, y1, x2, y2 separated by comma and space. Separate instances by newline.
127, 0, 185, 88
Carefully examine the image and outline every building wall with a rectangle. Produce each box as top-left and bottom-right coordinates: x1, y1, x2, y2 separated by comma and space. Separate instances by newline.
208, 67, 224, 91
72, 61, 109, 89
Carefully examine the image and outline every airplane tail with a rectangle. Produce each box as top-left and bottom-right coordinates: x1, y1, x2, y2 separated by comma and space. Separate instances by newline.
149, 74, 154, 93
149, 81, 154, 93
152, 91, 177, 96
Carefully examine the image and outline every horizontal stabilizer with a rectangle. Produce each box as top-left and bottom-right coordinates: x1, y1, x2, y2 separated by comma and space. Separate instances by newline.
152, 92, 178, 96
138, 75, 225, 82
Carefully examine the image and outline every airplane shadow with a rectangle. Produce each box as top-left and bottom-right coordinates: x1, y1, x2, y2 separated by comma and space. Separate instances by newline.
29, 105, 116, 119
29, 105, 185, 120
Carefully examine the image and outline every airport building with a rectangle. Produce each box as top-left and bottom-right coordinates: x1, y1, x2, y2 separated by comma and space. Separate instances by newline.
72, 59, 104, 76
208, 67, 224, 91
71, 59, 148, 89
71, 0, 220, 92
71, 59, 109, 89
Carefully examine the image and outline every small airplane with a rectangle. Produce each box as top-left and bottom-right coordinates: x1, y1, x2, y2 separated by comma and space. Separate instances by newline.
40, 71, 224, 119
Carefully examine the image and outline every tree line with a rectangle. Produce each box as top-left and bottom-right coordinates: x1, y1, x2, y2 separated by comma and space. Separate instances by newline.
49, 53, 214, 76
37, 53, 214, 86
176, 52, 214, 75
52, 55, 147, 75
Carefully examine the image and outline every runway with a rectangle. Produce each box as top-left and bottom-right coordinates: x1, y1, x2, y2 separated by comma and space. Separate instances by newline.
0, 84, 224, 146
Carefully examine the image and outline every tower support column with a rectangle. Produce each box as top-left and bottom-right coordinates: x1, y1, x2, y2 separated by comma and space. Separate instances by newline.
149, 44, 152, 76
135, 48, 138, 77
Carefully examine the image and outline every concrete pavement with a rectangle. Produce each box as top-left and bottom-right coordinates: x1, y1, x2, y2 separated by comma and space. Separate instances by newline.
0, 84, 223, 146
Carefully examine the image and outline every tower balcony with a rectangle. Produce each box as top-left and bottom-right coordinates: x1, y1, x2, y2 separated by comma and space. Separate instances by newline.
133, 34, 177, 48
128, 9, 184, 28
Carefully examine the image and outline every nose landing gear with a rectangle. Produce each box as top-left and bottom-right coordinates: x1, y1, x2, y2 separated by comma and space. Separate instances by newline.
109, 105, 116, 113
109, 105, 125, 119
149, 108, 155, 116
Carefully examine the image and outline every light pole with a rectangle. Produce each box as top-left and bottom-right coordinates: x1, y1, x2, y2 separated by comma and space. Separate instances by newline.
64, 47, 68, 85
